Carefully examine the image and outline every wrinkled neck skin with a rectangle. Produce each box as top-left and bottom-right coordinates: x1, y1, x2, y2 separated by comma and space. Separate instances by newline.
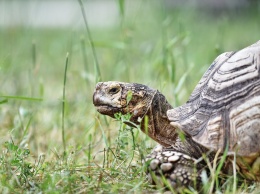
128, 90, 208, 157
126, 89, 177, 147
140, 91, 177, 147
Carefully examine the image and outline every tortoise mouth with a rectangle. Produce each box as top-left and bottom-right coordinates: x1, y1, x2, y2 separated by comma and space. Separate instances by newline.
95, 105, 122, 116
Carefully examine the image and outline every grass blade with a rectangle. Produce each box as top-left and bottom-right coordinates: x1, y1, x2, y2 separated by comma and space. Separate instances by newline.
0, 98, 8, 104
80, 36, 88, 73
118, 0, 125, 17
78, 0, 102, 82
32, 40, 36, 68
96, 117, 108, 148
62, 52, 69, 156
0, 95, 43, 101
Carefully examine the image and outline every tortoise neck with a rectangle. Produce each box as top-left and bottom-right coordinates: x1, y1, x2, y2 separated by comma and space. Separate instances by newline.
140, 91, 178, 146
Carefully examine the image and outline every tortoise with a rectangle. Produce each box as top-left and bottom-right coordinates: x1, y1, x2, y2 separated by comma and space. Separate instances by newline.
93, 40, 260, 189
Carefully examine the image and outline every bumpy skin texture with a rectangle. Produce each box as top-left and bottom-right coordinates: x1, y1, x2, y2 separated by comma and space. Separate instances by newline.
145, 140, 212, 190
145, 145, 203, 189
93, 41, 260, 189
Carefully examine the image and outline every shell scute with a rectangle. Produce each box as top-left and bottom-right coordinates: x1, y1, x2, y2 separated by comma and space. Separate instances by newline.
168, 41, 260, 156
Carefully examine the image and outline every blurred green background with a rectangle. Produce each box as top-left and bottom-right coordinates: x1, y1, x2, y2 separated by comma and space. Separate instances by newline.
0, 0, 259, 192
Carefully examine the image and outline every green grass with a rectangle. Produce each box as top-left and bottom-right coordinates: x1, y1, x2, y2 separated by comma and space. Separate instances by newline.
0, 1, 260, 193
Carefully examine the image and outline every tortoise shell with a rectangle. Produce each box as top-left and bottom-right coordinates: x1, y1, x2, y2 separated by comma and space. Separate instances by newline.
167, 40, 260, 156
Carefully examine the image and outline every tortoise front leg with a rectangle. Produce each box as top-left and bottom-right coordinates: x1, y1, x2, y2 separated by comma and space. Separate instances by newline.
145, 145, 204, 191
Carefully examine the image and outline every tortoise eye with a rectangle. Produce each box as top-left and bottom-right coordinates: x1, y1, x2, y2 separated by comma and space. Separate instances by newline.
108, 87, 120, 94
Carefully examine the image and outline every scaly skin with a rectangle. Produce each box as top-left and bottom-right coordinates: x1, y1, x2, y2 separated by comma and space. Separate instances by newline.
93, 81, 214, 189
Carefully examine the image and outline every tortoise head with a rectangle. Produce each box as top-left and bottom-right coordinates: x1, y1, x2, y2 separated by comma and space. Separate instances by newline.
93, 81, 177, 146
93, 81, 156, 124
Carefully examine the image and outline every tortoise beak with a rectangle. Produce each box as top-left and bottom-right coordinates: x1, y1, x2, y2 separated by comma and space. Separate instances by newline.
93, 82, 122, 117
93, 82, 106, 107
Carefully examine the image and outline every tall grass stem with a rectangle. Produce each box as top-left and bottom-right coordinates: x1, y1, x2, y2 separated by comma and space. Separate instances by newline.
30, 41, 36, 96
32, 41, 36, 68
0, 95, 42, 101
80, 37, 88, 73
62, 52, 69, 156
78, 0, 101, 82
